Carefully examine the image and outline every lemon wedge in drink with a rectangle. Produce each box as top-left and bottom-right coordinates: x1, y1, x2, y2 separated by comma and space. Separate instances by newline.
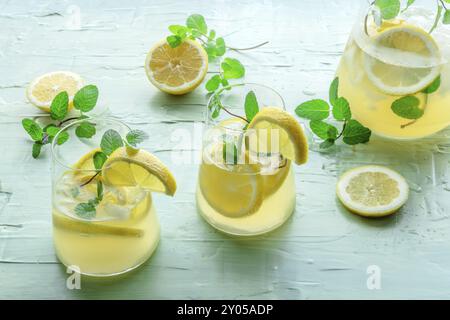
246, 107, 308, 165
336, 165, 409, 217
145, 39, 208, 95
102, 147, 177, 196
364, 24, 441, 95
27, 71, 84, 112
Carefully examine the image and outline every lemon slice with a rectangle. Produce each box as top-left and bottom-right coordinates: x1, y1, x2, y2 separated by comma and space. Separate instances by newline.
199, 143, 263, 218
27, 71, 84, 112
247, 107, 308, 165
364, 25, 441, 95
336, 165, 409, 217
145, 39, 208, 95
102, 147, 177, 196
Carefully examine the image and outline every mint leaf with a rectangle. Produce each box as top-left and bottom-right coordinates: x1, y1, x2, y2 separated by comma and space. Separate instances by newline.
215, 37, 226, 56
74, 202, 96, 219
209, 29, 216, 39
74, 85, 99, 112
221, 58, 245, 79
167, 35, 182, 48
50, 91, 69, 120
343, 120, 371, 145
45, 125, 60, 137
57, 131, 70, 145
100, 129, 123, 155
186, 14, 207, 34
332, 97, 351, 121
75, 121, 96, 138
422, 76, 441, 94
444, 10, 450, 24
391, 96, 423, 119
97, 181, 103, 201
329, 77, 339, 107
169, 25, 188, 37
320, 139, 335, 149
205, 75, 221, 92
375, 0, 400, 20
244, 91, 259, 122
309, 120, 338, 140
126, 129, 149, 147
404, 0, 415, 10
221, 78, 230, 88
32, 142, 42, 159
22, 118, 43, 141
93, 151, 107, 170
295, 99, 330, 120
222, 140, 238, 165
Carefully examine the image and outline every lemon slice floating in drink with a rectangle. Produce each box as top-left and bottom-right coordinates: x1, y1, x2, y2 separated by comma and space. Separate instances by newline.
364, 24, 441, 95
27, 71, 84, 112
336, 165, 409, 217
145, 39, 208, 95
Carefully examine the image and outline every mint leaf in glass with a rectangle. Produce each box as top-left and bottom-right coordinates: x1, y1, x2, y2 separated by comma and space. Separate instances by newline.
295, 99, 330, 120
93, 151, 108, 170
100, 129, 123, 155
74, 85, 99, 112
74, 202, 96, 219
422, 76, 441, 94
221, 58, 245, 79
222, 140, 238, 165
22, 118, 43, 141
391, 96, 423, 119
343, 120, 371, 145
50, 91, 69, 120
126, 129, 149, 147
75, 121, 96, 138
244, 91, 259, 122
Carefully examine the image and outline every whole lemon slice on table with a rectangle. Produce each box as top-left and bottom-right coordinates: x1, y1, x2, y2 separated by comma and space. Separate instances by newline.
364, 24, 441, 95
336, 165, 409, 218
145, 39, 208, 95
27, 71, 84, 112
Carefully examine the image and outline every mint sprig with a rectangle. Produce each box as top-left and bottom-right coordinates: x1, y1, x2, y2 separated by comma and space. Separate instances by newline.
22, 84, 100, 158
295, 77, 371, 149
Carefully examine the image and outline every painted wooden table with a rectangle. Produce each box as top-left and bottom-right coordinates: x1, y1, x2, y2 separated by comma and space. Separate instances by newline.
1, 0, 450, 299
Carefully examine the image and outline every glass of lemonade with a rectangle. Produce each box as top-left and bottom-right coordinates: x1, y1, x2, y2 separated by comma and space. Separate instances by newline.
336, 0, 450, 140
197, 84, 297, 236
51, 118, 170, 276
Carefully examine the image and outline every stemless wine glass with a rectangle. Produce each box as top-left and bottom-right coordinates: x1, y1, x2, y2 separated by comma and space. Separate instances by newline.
336, 0, 450, 140
51, 118, 159, 276
196, 83, 296, 236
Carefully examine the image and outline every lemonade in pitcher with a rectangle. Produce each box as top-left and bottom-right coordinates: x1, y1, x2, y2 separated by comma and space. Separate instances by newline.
197, 84, 308, 236
52, 118, 176, 276
336, 0, 450, 139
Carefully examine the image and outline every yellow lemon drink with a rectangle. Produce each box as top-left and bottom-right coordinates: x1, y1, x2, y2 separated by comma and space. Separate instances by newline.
336, 3, 450, 139
197, 84, 308, 236
51, 119, 176, 276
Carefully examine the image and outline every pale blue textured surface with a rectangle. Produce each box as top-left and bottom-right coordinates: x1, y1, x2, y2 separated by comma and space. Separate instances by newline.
1, 0, 450, 299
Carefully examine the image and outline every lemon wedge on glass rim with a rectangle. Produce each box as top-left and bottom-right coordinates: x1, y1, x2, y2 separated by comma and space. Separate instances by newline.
336, 165, 409, 217
145, 39, 208, 95
364, 24, 442, 95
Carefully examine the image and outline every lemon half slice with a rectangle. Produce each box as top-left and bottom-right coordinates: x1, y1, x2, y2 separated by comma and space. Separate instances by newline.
364, 25, 441, 95
247, 107, 308, 165
102, 147, 177, 196
27, 71, 84, 112
145, 39, 208, 95
336, 165, 409, 217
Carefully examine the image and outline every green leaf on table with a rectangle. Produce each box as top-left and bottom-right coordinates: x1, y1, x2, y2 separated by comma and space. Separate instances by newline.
295, 99, 330, 120
74, 202, 96, 219
167, 35, 182, 48
32, 142, 42, 159
222, 140, 238, 165
56, 131, 70, 145
391, 96, 423, 119
342, 119, 371, 145
100, 129, 123, 155
309, 120, 338, 140
74, 85, 99, 112
50, 91, 69, 120
332, 97, 351, 121
93, 151, 107, 170
186, 14, 207, 34
244, 91, 259, 122
215, 37, 226, 56
221, 58, 245, 79
169, 25, 188, 37
126, 129, 149, 147
422, 76, 441, 94
75, 121, 96, 138
22, 118, 43, 141
209, 29, 216, 40
320, 139, 335, 149
443, 10, 450, 24
375, 0, 400, 20
205, 75, 222, 92
329, 77, 339, 107
221, 78, 230, 88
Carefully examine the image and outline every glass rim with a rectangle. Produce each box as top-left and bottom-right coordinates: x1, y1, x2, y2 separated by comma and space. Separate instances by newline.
51, 117, 131, 172
205, 82, 286, 132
